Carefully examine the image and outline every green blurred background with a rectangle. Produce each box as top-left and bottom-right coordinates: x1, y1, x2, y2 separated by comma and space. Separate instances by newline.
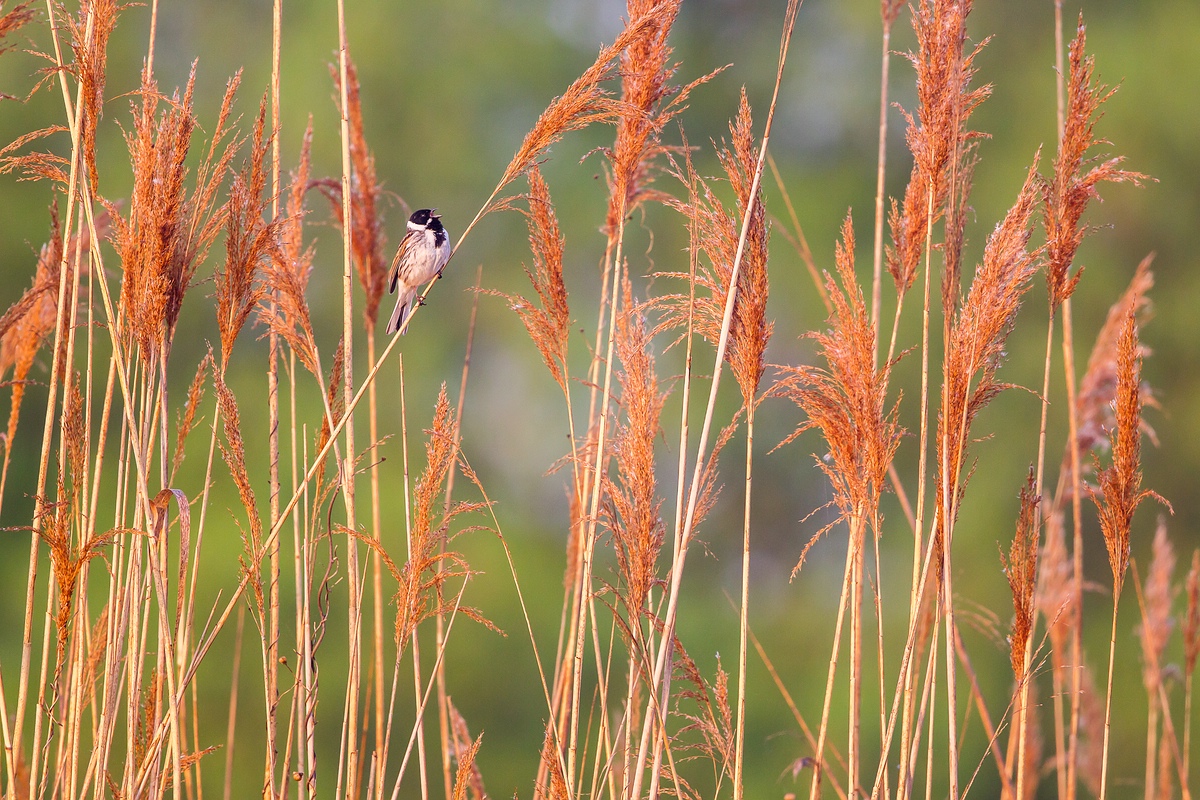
1, 0, 1197, 796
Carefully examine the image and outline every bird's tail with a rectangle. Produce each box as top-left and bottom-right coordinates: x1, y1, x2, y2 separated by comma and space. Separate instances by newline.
385, 289, 416, 336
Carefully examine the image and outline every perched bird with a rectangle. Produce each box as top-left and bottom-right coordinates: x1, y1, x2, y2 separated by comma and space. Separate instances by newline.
385, 208, 451, 335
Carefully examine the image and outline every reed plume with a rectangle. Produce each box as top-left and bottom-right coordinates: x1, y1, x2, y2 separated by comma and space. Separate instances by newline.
0, 1, 34, 64
257, 122, 319, 376
1003, 470, 1039, 679
1068, 255, 1154, 476
774, 214, 901, 570
1044, 15, 1145, 311
935, 159, 1041, 542
1091, 310, 1167, 595
604, 277, 666, 622
107, 65, 240, 362
886, 0, 989, 297
64, 0, 118, 193
318, 56, 387, 327
216, 94, 274, 370
495, 166, 570, 392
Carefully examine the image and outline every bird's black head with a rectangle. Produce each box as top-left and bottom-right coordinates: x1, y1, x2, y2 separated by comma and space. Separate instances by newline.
409, 208, 443, 231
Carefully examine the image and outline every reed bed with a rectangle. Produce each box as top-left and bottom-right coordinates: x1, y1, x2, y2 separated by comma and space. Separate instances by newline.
0, 0, 1185, 798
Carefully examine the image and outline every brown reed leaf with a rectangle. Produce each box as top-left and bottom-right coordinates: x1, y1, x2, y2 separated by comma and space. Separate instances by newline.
603, 277, 667, 619
934, 159, 1041, 541
170, 352, 211, 483
491, 166, 570, 391
1138, 518, 1175, 692
1002, 469, 1039, 678
107, 65, 241, 363
1067, 254, 1154, 483
1186, 550, 1200, 678
1090, 309, 1169, 593
773, 213, 901, 572
64, 0, 118, 193
1044, 14, 1146, 310
886, 0, 991, 296
321, 56, 387, 326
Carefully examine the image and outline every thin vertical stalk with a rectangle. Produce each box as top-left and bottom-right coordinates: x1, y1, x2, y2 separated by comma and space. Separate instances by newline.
733, 401, 755, 800
334, 1, 361, 796
265, 0, 284, 795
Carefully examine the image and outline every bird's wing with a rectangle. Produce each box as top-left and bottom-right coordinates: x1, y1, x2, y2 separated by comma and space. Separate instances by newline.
387, 233, 416, 294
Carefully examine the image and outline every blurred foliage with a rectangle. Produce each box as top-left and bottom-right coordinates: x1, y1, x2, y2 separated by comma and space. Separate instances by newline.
0, 0, 1197, 796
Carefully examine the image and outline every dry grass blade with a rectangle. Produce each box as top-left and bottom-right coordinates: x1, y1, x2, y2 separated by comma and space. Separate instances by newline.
1044, 14, 1146, 310
773, 214, 901, 572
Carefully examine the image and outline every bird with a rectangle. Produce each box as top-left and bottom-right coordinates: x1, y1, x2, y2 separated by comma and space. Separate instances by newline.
385, 208, 451, 335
